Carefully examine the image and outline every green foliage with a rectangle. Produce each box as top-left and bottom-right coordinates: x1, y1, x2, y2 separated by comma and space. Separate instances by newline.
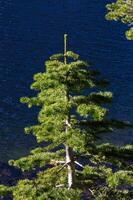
106, 0, 133, 40
9, 149, 64, 171
13, 182, 81, 200
107, 170, 133, 188
93, 187, 133, 200
77, 103, 108, 120
0, 185, 13, 198
0, 37, 133, 199
9, 167, 81, 200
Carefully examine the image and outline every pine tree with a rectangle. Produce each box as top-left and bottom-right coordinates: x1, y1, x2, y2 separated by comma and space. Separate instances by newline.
0, 35, 133, 200
106, 0, 133, 40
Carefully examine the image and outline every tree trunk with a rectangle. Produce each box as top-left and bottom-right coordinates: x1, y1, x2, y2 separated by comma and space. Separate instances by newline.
65, 144, 76, 189
64, 34, 76, 189
65, 110, 76, 189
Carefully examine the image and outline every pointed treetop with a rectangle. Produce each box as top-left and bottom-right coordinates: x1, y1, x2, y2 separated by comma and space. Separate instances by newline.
64, 34, 68, 64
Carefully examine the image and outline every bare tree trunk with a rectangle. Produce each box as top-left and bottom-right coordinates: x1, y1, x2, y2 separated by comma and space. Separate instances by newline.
65, 142, 76, 189
64, 34, 76, 189
65, 98, 76, 189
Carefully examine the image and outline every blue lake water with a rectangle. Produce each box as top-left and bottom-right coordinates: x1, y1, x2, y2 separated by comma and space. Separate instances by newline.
0, 0, 133, 162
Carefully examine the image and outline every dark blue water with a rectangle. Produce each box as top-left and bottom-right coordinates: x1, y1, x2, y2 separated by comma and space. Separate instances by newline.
0, 0, 133, 162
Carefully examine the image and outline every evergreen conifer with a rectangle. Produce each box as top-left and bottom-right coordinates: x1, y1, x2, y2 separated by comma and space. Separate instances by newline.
0, 35, 133, 200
